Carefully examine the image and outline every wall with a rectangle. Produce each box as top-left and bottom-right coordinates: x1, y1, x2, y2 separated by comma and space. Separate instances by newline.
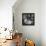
0, 0, 16, 30
41, 0, 46, 46
13, 0, 41, 46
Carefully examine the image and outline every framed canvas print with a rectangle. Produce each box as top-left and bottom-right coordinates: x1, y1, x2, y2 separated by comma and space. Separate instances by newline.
22, 13, 35, 25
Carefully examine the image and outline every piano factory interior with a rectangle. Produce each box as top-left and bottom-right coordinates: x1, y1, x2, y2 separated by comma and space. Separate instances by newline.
0, 0, 46, 46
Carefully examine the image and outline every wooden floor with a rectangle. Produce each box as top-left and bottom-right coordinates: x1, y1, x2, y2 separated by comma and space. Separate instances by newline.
0, 39, 16, 46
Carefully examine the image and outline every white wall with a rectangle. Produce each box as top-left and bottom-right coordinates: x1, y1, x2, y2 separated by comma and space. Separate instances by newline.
0, 0, 16, 30
13, 0, 41, 46
41, 0, 46, 46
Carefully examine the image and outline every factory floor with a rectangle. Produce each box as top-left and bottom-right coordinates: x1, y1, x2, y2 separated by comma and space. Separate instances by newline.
0, 39, 16, 46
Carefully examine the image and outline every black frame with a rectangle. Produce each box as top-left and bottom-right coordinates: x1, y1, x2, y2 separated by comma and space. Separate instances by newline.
22, 13, 35, 25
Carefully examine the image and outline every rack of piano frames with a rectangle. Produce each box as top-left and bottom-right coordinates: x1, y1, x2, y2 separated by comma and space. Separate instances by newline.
14, 33, 35, 46
14, 33, 23, 46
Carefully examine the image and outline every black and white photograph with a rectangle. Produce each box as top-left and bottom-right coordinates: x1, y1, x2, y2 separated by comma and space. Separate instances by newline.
22, 13, 35, 25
